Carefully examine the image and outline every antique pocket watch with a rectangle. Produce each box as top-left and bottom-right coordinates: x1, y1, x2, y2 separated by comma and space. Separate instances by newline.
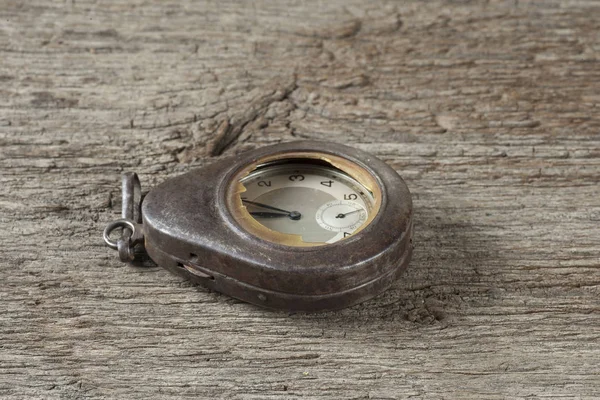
104, 141, 413, 311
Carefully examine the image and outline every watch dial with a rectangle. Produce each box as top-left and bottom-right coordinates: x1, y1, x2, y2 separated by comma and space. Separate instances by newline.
239, 161, 376, 244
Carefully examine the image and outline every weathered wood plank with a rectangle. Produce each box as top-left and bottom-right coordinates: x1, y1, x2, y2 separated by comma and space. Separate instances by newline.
1, 0, 599, 399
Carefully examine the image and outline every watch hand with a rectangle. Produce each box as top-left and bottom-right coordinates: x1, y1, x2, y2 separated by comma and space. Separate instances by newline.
250, 211, 290, 218
242, 199, 293, 214
242, 199, 301, 220
336, 209, 362, 219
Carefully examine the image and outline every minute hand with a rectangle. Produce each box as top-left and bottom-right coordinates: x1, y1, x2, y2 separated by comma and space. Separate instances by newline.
242, 199, 294, 214
242, 199, 301, 220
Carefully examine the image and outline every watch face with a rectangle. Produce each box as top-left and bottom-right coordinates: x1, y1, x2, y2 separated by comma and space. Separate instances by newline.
228, 153, 382, 247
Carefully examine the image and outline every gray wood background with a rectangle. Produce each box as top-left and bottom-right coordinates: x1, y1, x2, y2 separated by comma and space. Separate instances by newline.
1, 1, 599, 398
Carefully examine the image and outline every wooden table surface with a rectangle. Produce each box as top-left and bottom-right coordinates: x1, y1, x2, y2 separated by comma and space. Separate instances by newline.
1, 1, 599, 398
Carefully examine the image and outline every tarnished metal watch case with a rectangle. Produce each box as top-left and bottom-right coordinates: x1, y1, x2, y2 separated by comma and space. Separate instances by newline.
118, 141, 413, 311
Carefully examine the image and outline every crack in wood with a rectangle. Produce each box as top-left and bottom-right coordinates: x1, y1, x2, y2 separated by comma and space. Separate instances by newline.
208, 77, 298, 156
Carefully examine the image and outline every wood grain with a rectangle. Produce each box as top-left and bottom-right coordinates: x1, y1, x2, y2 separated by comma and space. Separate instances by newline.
1, 0, 599, 398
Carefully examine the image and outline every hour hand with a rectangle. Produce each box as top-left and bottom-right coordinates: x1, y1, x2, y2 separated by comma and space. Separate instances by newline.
249, 211, 290, 218
243, 199, 301, 220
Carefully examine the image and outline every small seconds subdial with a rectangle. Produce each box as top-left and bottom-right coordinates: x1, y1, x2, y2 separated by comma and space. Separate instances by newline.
316, 200, 367, 233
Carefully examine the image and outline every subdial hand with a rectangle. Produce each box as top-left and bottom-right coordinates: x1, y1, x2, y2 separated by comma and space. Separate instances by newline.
335, 209, 362, 219
243, 199, 301, 220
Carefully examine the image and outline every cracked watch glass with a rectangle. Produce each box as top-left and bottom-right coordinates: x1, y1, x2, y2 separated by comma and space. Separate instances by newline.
228, 153, 382, 246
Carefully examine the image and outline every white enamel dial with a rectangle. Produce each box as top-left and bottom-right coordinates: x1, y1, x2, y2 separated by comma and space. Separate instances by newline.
239, 162, 375, 244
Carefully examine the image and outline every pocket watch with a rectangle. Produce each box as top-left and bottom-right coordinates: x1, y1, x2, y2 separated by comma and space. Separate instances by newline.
103, 141, 413, 311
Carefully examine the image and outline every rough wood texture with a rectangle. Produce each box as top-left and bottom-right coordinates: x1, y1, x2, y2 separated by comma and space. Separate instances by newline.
1, 1, 599, 398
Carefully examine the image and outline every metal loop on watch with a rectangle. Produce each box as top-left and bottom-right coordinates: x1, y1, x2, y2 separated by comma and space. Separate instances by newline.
103, 173, 152, 267
103, 219, 137, 250
122, 172, 142, 223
